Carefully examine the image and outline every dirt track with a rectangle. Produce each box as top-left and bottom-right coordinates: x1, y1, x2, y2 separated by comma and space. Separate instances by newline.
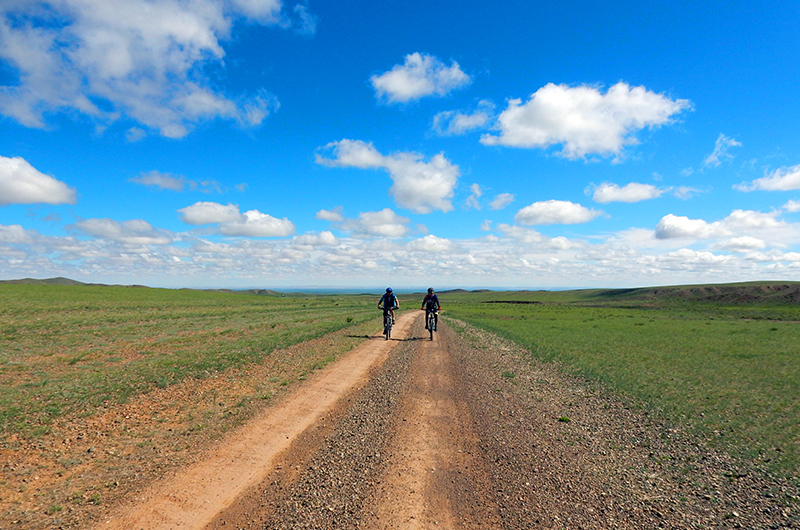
90, 312, 796, 529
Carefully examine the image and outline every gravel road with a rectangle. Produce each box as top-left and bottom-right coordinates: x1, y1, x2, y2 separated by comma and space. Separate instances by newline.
198, 314, 799, 529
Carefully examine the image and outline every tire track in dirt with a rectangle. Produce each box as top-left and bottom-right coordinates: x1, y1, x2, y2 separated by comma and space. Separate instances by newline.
363, 316, 502, 529
94, 313, 417, 530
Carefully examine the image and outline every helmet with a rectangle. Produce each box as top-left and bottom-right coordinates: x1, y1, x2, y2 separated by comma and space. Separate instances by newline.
427, 287, 434, 293
386, 287, 393, 293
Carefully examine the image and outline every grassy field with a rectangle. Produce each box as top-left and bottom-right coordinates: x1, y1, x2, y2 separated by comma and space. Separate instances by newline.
0, 284, 381, 440
443, 284, 800, 476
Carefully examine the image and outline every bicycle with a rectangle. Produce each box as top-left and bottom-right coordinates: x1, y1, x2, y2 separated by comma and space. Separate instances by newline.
380, 306, 394, 340
425, 309, 438, 340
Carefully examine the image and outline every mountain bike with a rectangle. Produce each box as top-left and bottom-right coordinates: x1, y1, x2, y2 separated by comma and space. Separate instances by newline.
426, 309, 438, 340
381, 307, 393, 340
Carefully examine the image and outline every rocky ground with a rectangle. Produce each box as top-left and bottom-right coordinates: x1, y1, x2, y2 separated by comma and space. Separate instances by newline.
3, 313, 798, 529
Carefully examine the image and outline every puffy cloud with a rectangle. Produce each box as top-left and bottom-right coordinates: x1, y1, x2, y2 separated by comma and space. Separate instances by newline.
0, 224, 35, 244
735, 164, 800, 192
131, 171, 193, 192
0, 156, 76, 205
72, 218, 173, 245
480, 82, 691, 159
489, 192, 514, 210
655, 214, 724, 240
316, 139, 459, 214
342, 208, 411, 238
316, 208, 345, 222
178, 201, 295, 237
590, 182, 666, 203
703, 133, 742, 168
783, 200, 800, 213
370, 53, 471, 104
514, 200, 603, 226
465, 184, 482, 210
0, 0, 288, 136
220, 210, 296, 237
655, 210, 785, 241
407, 234, 457, 253
433, 101, 494, 135
714, 237, 767, 252
179, 202, 242, 225
292, 231, 339, 247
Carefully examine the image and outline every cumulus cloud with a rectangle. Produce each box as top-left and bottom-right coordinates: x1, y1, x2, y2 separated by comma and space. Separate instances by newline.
316, 207, 345, 223
220, 210, 296, 237
514, 200, 603, 226
713, 236, 767, 252
316, 139, 459, 214
489, 193, 514, 210
655, 210, 784, 241
465, 184, 483, 210
131, 171, 193, 192
480, 82, 691, 159
178, 201, 295, 237
341, 208, 411, 238
590, 182, 666, 203
407, 234, 457, 253
433, 100, 494, 135
703, 133, 742, 168
735, 164, 800, 192
370, 53, 471, 104
0, 0, 290, 137
0, 155, 76, 205
292, 231, 339, 247
72, 218, 173, 245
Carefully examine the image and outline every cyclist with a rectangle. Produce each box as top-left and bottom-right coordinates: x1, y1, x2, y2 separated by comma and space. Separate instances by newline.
378, 287, 399, 324
421, 287, 441, 331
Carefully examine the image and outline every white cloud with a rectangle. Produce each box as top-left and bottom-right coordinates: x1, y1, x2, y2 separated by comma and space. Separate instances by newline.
0, 156, 77, 205
370, 53, 471, 104
316, 139, 459, 214
316, 207, 345, 223
131, 171, 193, 192
0, 224, 35, 244
713, 236, 767, 252
178, 201, 295, 237
220, 210, 296, 237
655, 214, 724, 240
514, 200, 603, 226
480, 82, 691, 160
73, 218, 173, 245
703, 133, 742, 168
480, 220, 492, 231
655, 210, 785, 241
735, 164, 800, 192
292, 231, 339, 247
489, 193, 514, 210
783, 200, 800, 213
342, 208, 411, 238
433, 101, 494, 135
179, 202, 243, 225
0, 0, 286, 137
465, 183, 482, 210
590, 182, 666, 203
407, 234, 457, 253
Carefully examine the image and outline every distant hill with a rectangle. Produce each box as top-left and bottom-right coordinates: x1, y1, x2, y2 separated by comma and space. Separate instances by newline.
0, 277, 88, 286
590, 282, 800, 305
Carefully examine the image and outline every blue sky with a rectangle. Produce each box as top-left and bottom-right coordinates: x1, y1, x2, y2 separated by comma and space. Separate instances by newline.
2, 0, 800, 289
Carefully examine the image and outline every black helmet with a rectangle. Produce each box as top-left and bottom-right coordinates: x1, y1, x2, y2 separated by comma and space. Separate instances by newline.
427, 287, 434, 293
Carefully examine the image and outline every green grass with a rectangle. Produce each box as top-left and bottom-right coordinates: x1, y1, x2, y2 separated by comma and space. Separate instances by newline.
0, 284, 380, 439
444, 288, 800, 476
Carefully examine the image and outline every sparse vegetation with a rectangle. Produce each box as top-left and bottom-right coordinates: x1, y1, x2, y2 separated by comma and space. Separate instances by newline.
0, 284, 377, 440
444, 282, 800, 476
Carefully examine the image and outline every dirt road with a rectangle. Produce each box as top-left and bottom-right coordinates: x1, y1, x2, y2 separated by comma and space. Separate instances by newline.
94, 312, 796, 529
